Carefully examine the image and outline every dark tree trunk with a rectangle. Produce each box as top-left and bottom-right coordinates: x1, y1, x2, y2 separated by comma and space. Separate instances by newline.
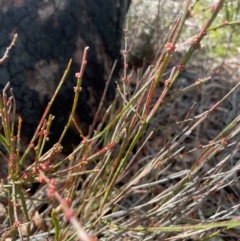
0, 0, 131, 147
